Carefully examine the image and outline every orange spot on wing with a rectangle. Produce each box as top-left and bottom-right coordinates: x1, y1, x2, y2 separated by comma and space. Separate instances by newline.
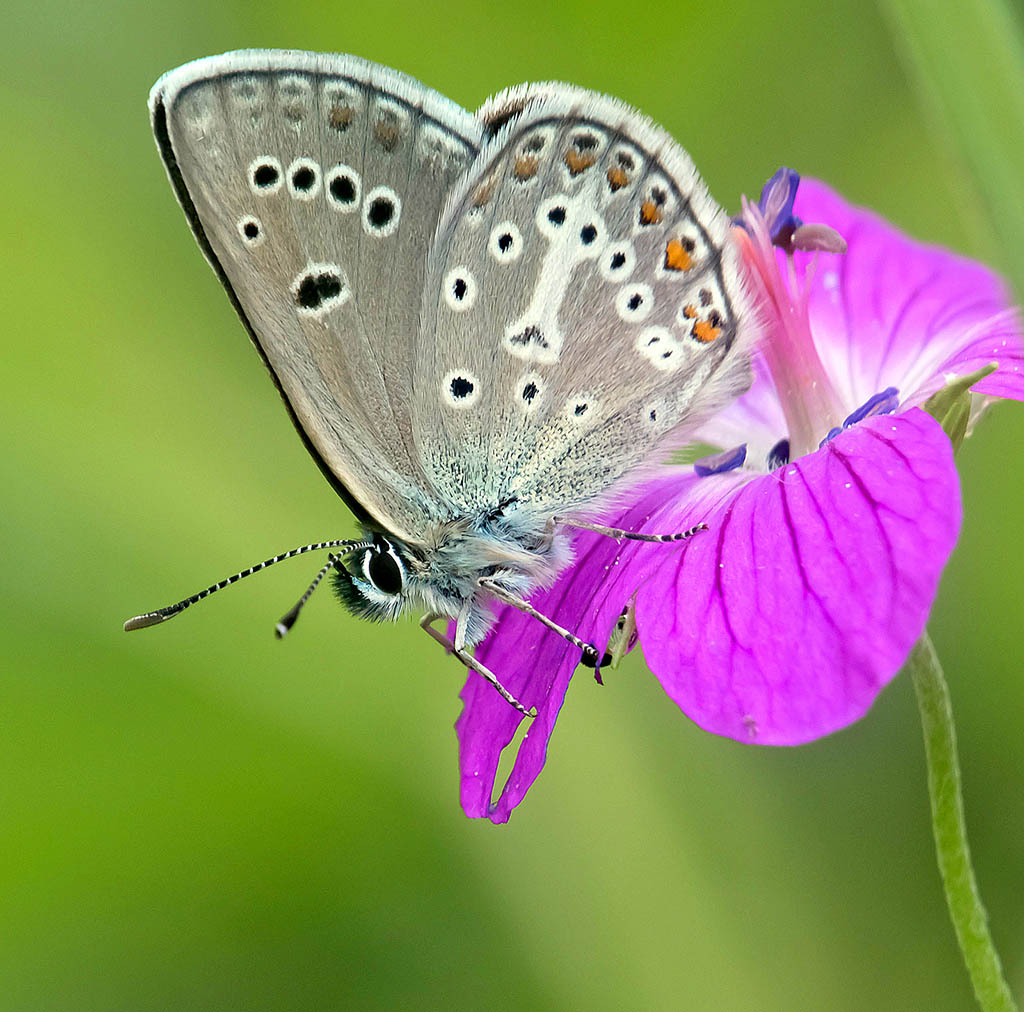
692, 320, 722, 343
640, 200, 663, 225
682, 304, 698, 319
664, 239, 693, 271
514, 155, 539, 180
564, 149, 597, 175
329, 106, 354, 131
374, 119, 401, 151
606, 166, 628, 190
473, 176, 498, 206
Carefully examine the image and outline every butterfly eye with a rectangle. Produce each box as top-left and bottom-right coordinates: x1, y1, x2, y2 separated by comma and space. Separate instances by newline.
363, 545, 404, 596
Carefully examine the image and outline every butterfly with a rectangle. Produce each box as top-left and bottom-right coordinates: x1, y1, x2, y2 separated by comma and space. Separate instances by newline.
125, 50, 757, 715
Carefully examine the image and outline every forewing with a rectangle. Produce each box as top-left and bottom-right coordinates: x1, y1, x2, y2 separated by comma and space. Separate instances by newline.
150, 50, 484, 540
412, 84, 757, 517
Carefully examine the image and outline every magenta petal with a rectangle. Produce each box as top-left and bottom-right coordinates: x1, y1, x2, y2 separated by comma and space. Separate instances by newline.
636, 409, 961, 743
456, 468, 778, 821
793, 179, 1024, 406
454, 597, 575, 824
455, 612, 578, 825
455, 472, 743, 822
455, 529, 639, 823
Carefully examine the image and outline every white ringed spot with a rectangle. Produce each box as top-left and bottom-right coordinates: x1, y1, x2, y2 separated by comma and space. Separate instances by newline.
442, 370, 480, 409
325, 163, 361, 211
516, 373, 544, 413
248, 156, 283, 195
615, 283, 654, 322
362, 185, 402, 237
642, 396, 681, 428
286, 158, 321, 200
536, 193, 574, 240
237, 216, 264, 247
443, 268, 477, 311
564, 393, 599, 424
573, 211, 608, 260
489, 221, 523, 263
636, 326, 683, 372
291, 263, 349, 317
600, 241, 635, 281
519, 126, 554, 157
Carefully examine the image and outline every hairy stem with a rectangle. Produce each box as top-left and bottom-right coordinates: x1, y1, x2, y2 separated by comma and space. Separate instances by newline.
907, 632, 1019, 1012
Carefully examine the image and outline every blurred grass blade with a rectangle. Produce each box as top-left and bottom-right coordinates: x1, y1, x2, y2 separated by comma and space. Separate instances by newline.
880, 0, 1024, 296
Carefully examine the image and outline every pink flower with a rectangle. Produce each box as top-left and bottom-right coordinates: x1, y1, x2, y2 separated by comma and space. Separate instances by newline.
457, 173, 1024, 824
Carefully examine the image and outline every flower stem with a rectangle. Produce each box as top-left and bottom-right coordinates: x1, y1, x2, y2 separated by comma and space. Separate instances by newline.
907, 632, 1019, 1012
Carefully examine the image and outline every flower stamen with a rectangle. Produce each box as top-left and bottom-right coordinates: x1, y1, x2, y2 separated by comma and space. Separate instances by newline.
819, 387, 901, 446
734, 170, 847, 458
694, 444, 747, 476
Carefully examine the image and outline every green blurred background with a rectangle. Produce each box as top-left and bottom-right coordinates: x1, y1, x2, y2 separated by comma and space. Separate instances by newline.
3, 0, 1023, 1008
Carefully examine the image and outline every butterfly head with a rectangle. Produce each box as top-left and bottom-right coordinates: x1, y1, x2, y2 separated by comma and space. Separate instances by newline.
330, 509, 572, 644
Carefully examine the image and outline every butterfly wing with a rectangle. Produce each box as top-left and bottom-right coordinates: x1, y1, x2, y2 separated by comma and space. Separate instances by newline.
150, 50, 484, 541
412, 83, 757, 518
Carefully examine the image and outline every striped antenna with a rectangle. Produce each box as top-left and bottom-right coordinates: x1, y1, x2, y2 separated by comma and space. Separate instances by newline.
123, 539, 372, 631
275, 553, 344, 639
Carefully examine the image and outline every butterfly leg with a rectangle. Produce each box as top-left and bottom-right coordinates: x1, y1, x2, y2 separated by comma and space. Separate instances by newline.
452, 595, 474, 652
419, 613, 536, 718
554, 516, 708, 543
478, 579, 612, 681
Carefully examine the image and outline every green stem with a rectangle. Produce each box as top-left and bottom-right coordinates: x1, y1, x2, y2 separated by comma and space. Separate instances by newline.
907, 632, 1019, 1012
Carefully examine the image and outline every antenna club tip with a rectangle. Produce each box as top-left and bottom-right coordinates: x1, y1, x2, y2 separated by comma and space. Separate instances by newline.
123, 612, 169, 632
274, 622, 290, 639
